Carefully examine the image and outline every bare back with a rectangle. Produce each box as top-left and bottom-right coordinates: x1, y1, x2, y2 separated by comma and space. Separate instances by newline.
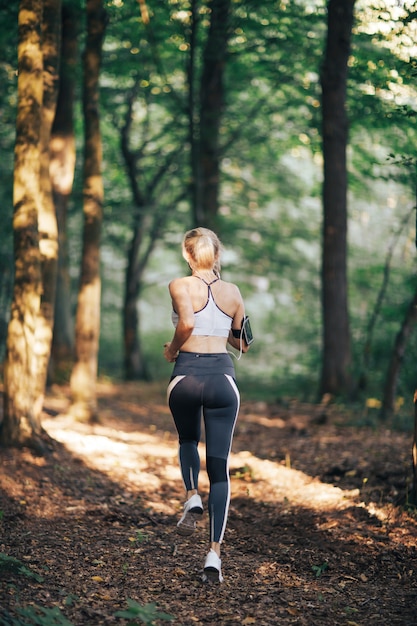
170, 275, 245, 354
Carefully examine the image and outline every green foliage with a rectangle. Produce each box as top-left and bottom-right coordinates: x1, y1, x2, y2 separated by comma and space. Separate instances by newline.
312, 561, 329, 578
0, 600, 175, 626
1, 0, 417, 406
133, 529, 148, 544
96, 0, 417, 405
0, 606, 73, 626
0, 552, 44, 582
114, 599, 175, 625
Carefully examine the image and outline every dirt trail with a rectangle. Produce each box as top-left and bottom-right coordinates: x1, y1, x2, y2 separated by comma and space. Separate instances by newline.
0, 382, 416, 625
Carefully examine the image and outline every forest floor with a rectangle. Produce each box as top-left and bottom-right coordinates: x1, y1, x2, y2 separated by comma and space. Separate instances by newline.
0, 381, 417, 626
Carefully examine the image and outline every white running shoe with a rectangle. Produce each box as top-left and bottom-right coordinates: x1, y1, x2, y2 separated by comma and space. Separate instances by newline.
202, 549, 224, 583
176, 494, 203, 536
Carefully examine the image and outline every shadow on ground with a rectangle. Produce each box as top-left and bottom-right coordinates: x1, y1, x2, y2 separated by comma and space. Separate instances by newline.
0, 381, 416, 625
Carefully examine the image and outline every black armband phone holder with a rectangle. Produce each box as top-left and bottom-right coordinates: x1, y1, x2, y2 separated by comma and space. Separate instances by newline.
232, 316, 254, 346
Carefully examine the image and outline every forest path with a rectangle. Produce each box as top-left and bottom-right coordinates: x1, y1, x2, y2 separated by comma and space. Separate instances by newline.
0, 381, 416, 625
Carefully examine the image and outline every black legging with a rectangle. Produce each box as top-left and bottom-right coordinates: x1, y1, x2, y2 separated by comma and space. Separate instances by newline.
167, 352, 240, 543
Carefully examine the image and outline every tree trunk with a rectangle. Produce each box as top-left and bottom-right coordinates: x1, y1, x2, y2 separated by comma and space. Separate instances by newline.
193, 0, 231, 228
187, 0, 201, 224
381, 287, 417, 418
32, 0, 62, 421
119, 84, 149, 381
1, 0, 44, 450
319, 0, 355, 398
120, 82, 179, 381
49, 1, 79, 383
69, 0, 106, 422
357, 208, 414, 394
123, 228, 149, 381
412, 390, 417, 505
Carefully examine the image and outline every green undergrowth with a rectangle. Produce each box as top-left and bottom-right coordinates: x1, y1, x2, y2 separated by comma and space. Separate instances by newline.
0, 553, 174, 626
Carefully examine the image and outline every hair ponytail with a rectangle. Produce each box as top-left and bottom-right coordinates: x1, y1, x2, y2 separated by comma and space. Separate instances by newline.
183, 227, 222, 274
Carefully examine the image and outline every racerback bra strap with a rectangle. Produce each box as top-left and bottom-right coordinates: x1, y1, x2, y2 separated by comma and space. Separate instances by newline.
194, 276, 220, 300
194, 275, 219, 288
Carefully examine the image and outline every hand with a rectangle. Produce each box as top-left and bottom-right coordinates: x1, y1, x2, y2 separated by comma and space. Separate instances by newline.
163, 342, 178, 362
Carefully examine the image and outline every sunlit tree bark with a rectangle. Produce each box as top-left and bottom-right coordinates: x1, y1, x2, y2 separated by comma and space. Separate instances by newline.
319, 0, 355, 397
32, 0, 62, 420
69, 0, 106, 421
1, 0, 44, 449
49, 1, 79, 382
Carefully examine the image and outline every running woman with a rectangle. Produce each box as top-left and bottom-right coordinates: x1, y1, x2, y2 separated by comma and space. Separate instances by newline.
164, 227, 251, 583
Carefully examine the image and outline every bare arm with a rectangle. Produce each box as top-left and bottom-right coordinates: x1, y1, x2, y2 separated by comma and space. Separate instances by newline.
227, 287, 251, 354
164, 279, 195, 362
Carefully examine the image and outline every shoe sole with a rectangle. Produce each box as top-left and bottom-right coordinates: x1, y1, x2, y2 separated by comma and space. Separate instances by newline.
203, 567, 223, 583
176, 507, 203, 536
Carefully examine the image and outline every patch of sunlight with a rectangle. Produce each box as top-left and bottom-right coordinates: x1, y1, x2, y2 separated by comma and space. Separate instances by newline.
44, 415, 359, 516
230, 451, 359, 511
43, 417, 180, 492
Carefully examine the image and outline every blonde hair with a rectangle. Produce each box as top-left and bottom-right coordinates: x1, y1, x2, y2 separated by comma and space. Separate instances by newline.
183, 227, 222, 275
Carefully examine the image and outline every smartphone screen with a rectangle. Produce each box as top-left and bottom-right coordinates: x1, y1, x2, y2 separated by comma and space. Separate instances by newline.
242, 316, 254, 345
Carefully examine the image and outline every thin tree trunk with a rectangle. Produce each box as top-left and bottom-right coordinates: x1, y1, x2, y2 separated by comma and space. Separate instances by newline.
120, 84, 149, 381
412, 170, 417, 505
412, 391, 417, 505
1, 0, 44, 449
319, 0, 355, 397
33, 0, 62, 420
357, 207, 414, 394
120, 85, 185, 380
381, 287, 417, 418
49, 1, 79, 382
123, 229, 149, 381
69, 0, 106, 422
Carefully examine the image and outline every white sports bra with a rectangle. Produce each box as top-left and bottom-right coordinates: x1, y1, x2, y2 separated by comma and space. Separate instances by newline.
171, 277, 233, 338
